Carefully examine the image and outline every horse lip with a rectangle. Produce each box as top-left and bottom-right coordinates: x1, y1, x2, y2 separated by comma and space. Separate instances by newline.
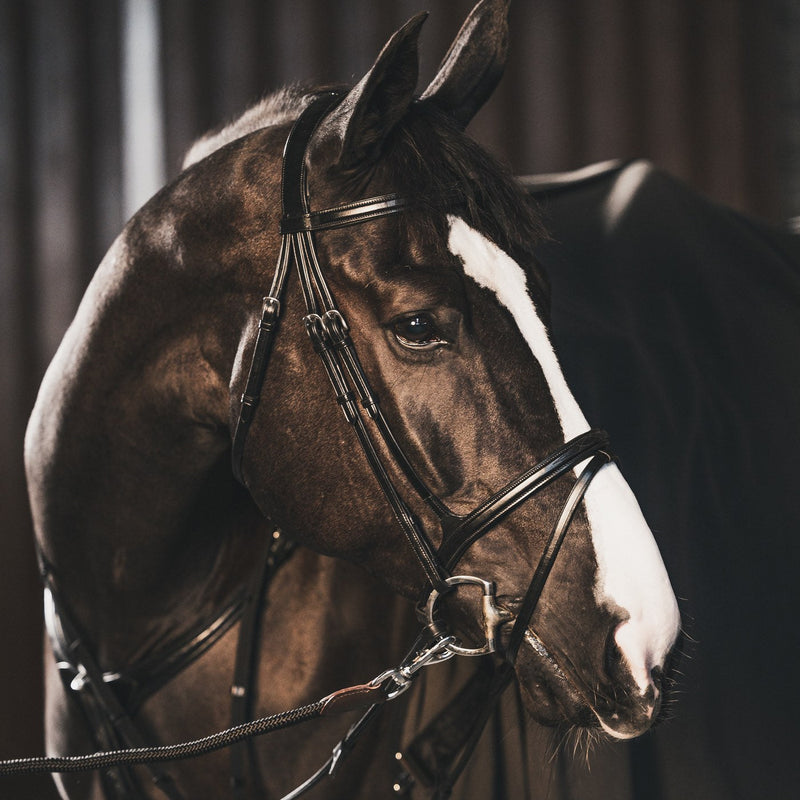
594, 711, 652, 740
519, 626, 658, 739
516, 627, 589, 718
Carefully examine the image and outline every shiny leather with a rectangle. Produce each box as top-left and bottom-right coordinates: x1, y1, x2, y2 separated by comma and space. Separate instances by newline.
281, 192, 411, 233
42, 573, 185, 799
438, 429, 610, 570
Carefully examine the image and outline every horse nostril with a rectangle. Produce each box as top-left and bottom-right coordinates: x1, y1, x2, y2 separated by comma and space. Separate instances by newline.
650, 665, 664, 692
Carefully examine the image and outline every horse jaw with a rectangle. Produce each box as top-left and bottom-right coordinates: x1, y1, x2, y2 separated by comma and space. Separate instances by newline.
446, 215, 681, 737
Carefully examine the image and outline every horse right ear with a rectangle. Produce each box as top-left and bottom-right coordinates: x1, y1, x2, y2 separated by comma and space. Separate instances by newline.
324, 13, 426, 170
420, 0, 511, 128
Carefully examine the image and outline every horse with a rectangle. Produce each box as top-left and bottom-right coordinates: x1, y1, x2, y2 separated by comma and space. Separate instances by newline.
22, 1, 680, 797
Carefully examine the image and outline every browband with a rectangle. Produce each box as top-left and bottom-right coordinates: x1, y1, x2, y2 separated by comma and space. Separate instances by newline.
279, 92, 414, 235
281, 193, 412, 234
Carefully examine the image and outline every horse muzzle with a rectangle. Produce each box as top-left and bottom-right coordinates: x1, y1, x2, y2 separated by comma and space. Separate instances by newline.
513, 623, 670, 738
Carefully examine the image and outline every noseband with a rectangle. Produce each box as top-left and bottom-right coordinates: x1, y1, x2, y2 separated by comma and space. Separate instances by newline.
231, 90, 613, 659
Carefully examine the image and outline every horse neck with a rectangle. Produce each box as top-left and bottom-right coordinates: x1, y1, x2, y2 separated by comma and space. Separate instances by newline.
256, 548, 417, 701
25, 229, 263, 666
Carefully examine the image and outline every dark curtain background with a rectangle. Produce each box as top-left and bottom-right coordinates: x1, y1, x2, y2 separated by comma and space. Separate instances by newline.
1, 1, 798, 798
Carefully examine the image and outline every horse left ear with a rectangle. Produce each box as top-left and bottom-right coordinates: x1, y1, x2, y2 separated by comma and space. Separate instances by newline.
326, 12, 426, 170
420, 0, 511, 128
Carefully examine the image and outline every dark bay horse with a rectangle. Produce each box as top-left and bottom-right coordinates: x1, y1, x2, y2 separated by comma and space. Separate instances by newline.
23, 1, 680, 797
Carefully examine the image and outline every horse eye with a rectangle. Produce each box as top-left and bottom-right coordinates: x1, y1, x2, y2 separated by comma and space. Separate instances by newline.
392, 313, 447, 350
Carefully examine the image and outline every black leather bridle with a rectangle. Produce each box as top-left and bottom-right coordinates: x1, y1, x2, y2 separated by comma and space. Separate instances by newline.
231, 90, 612, 658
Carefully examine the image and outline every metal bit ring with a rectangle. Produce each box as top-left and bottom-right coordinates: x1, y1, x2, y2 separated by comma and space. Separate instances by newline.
424, 576, 514, 656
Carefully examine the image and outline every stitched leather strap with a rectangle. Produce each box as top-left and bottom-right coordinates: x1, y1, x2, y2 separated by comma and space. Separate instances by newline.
230, 531, 296, 799
232, 92, 344, 485
282, 193, 411, 233
401, 447, 612, 797
437, 429, 610, 569
228, 91, 618, 800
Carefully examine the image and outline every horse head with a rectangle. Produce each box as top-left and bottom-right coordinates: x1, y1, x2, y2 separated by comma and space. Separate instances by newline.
229, 0, 680, 740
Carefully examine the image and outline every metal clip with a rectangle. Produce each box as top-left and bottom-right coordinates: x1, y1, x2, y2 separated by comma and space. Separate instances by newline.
321, 309, 349, 344
328, 741, 344, 776
303, 313, 329, 353
368, 634, 456, 701
69, 664, 88, 693
321, 309, 380, 418
397, 634, 457, 681
369, 668, 413, 701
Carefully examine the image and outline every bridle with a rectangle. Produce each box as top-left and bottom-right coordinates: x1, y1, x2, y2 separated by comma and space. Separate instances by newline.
232, 89, 612, 656
1, 91, 614, 798
228, 90, 613, 795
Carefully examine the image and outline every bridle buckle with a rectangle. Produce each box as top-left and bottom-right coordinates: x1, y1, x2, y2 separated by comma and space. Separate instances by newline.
425, 576, 514, 657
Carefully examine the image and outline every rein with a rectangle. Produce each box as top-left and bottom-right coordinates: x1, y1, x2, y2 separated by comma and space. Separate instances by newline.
1, 92, 613, 798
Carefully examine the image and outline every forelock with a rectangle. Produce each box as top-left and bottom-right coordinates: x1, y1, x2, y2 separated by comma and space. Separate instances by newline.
364, 103, 551, 300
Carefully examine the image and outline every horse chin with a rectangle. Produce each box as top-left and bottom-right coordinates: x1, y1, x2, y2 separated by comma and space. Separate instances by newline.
513, 631, 597, 729
514, 629, 660, 740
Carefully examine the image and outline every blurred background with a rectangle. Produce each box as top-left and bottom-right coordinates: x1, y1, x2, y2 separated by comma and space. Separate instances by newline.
1, 1, 799, 797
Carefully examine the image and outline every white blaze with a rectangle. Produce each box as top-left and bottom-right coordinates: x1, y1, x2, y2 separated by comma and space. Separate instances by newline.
447, 216, 680, 697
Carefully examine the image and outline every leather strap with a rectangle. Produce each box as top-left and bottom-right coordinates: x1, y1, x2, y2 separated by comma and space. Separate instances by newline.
504, 452, 610, 663
231, 282, 285, 485
222, 91, 618, 800
282, 193, 411, 233
108, 598, 245, 714
400, 658, 497, 789
232, 91, 343, 485
230, 530, 295, 799
276, 94, 451, 587
401, 448, 612, 797
43, 578, 185, 800
22, 91, 622, 800
280, 93, 344, 222
438, 429, 610, 570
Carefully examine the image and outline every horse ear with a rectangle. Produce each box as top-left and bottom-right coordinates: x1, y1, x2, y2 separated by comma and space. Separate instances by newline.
420, 0, 510, 128
327, 13, 427, 170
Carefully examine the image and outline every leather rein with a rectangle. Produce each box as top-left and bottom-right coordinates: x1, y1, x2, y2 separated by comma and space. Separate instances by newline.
0, 92, 613, 799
